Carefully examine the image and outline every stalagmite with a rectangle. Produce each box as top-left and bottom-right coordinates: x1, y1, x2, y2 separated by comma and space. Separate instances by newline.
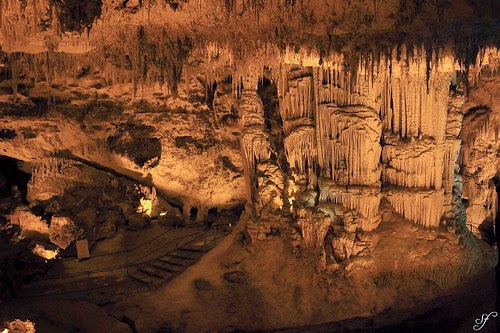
238, 89, 275, 206
239, 84, 287, 212
297, 209, 331, 249
255, 162, 284, 211
241, 126, 271, 170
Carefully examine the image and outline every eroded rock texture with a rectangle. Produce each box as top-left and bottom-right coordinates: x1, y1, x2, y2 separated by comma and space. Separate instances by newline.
0, 2, 498, 330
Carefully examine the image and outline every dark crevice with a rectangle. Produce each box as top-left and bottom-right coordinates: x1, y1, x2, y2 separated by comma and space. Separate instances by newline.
51, 0, 102, 33
189, 207, 198, 221
207, 81, 218, 110
257, 76, 288, 174
52, 150, 183, 210
0, 156, 31, 206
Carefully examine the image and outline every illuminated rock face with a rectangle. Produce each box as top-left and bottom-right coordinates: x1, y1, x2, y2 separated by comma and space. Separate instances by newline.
0, 4, 499, 332
1, 47, 498, 244
0, 0, 498, 249
263, 51, 468, 235
459, 78, 500, 240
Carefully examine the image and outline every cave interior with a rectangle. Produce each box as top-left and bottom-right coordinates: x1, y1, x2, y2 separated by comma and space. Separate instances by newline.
0, 0, 499, 332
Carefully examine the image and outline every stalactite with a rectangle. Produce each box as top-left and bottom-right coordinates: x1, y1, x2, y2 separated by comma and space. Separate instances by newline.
283, 126, 316, 174
381, 135, 436, 188
319, 179, 381, 220
385, 188, 444, 228
317, 104, 382, 186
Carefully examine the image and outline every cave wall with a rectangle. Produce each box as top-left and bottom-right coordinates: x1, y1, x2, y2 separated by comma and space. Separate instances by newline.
0, 0, 498, 237
459, 76, 500, 240
236, 48, 493, 235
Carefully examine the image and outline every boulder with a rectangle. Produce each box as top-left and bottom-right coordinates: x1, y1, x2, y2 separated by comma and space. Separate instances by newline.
49, 216, 83, 249
8, 206, 49, 235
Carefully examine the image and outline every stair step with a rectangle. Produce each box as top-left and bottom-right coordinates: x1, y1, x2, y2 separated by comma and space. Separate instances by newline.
192, 239, 216, 247
177, 247, 205, 253
139, 266, 170, 279
165, 253, 198, 261
172, 251, 204, 260
158, 258, 185, 266
152, 262, 182, 273
128, 271, 162, 285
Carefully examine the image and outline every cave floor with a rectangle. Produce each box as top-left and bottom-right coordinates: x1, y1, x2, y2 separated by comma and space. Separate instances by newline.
258, 268, 497, 333
0, 255, 496, 333
0, 214, 497, 333
1, 221, 227, 321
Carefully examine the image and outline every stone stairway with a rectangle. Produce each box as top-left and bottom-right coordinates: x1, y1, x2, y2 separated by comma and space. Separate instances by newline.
128, 234, 220, 286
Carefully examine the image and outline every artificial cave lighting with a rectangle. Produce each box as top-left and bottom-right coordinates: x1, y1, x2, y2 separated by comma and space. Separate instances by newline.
2, 320, 36, 333
31, 244, 59, 260
0, 1, 498, 332
137, 197, 153, 217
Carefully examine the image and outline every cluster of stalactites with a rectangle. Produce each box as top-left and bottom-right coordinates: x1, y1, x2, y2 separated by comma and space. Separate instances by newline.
29, 157, 74, 186
280, 74, 315, 124
380, 73, 450, 140
297, 213, 331, 249
313, 49, 462, 230
318, 179, 381, 220
382, 136, 437, 188
317, 105, 382, 186
459, 109, 500, 166
314, 47, 454, 141
385, 188, 444, 228
280, 67, 317, 175
411, 258, 480, 289
280, 48, 463, 230
283, 126, 316, 174
0, 0, 55, 52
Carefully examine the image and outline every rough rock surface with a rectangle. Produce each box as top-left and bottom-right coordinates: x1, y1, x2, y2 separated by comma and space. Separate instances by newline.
0, 1, 498, 331
7, 207, 49, 235
48, 216, 83, 249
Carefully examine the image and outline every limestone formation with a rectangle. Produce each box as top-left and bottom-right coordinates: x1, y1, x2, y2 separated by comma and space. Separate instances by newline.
49, 216, 83, 249
7, 207, 49, 235
0, 1, 498, 331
